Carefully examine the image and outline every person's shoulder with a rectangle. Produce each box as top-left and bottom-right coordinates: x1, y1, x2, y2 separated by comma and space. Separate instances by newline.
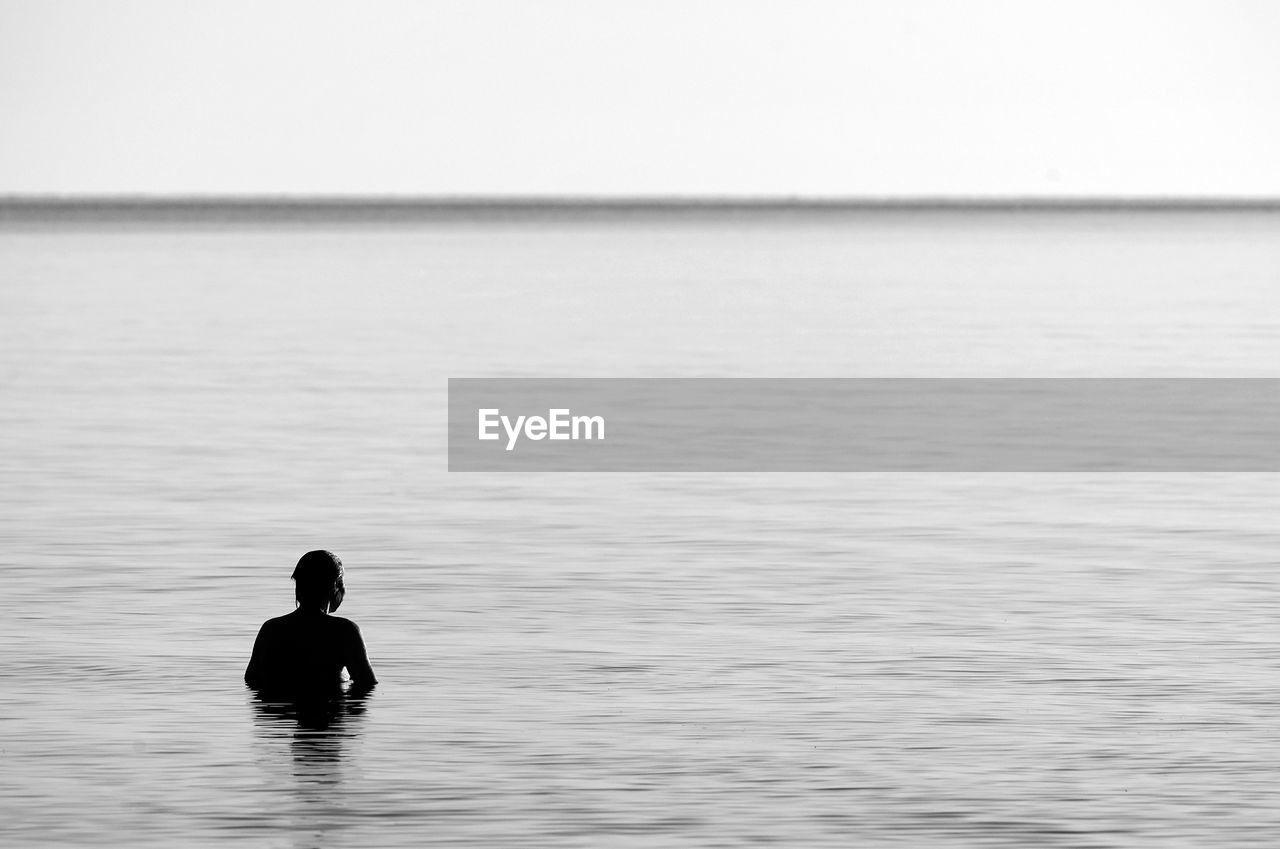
327, 615, 366, 637
257, 613, 294, 632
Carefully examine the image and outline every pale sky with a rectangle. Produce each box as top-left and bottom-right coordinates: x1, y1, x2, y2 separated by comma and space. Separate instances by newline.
1, 0, 1278, 197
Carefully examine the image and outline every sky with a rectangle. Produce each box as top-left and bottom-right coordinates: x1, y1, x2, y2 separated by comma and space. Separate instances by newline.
1, 0, 1278, 197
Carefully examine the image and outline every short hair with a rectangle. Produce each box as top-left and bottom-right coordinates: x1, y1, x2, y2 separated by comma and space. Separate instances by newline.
292, 550, 343, 607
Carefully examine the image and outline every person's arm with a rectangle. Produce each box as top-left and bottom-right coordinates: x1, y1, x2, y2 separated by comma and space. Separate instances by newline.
244, 621, 272, 687
343, 622, 378, 690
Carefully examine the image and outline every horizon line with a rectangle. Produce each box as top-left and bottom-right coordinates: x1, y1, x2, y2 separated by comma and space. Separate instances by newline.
4, 193, 1280, 223
4, 192, 1280, 205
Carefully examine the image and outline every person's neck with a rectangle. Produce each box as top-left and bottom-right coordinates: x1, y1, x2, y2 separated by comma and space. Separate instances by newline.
297, 603, 329, 615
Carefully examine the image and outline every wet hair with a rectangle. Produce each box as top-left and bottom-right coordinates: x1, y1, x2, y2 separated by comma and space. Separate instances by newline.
292, 550, 345, 610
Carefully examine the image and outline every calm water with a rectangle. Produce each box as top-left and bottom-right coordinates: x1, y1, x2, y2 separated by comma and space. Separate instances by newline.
2, 210, 1279, 847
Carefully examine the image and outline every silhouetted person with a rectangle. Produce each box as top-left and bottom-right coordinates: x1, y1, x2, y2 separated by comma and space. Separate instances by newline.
246, 550, 377, 699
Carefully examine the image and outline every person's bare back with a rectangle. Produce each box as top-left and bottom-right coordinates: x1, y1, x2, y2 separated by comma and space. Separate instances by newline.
245, 550, 377, 697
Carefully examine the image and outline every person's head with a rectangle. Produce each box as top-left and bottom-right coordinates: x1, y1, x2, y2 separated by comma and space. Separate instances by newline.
292, 550, 346, 612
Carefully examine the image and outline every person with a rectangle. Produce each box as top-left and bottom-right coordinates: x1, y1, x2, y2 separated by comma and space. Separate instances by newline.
245, 550, 377, 698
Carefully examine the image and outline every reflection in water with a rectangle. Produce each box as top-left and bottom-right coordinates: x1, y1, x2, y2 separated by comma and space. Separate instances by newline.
249, 686, 376, 848
250, 686, 373, 781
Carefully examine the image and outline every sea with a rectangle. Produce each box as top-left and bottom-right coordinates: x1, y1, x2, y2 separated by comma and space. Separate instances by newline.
1, 204, 1278, 847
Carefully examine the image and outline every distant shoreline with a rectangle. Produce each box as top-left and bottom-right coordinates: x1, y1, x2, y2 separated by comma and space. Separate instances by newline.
3, 195, 1280, 225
